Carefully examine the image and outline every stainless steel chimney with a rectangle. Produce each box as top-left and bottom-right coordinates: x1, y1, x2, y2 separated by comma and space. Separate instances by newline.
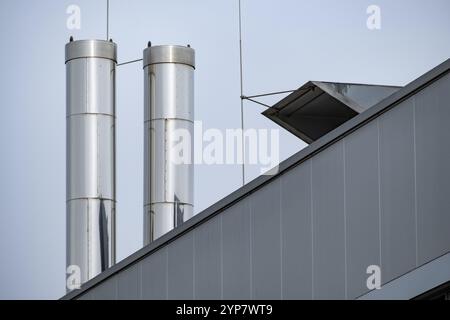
143, 44, 195, 245
66, 39, 117, 289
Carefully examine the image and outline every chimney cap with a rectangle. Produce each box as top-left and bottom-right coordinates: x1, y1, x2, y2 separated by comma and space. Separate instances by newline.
143, 45, 195, 69
65, 39, 117, 63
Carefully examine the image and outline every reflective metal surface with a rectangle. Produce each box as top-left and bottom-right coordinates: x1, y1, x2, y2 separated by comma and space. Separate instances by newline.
65, 39, 117, 63
143, 45, 195, 68
66, 39, 116, 290
263, 81, 400, 143
143, 45, 195, 245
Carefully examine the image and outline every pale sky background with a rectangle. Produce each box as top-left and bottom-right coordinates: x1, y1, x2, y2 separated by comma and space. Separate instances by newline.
0, 0, 449, 299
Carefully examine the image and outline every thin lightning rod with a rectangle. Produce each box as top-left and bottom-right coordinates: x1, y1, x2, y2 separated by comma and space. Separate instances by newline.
106, 0, 109, 40
238, 0, 245, 186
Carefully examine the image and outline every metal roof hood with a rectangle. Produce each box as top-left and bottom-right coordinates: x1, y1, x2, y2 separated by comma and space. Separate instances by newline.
262, 81, 401, 143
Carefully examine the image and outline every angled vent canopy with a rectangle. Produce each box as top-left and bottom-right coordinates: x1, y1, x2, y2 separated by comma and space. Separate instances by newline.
262, 81, 401, 143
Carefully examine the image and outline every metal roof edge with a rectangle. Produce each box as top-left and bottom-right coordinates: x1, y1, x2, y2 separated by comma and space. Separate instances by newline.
61, 58, 450, 300
357, 250, 450, 300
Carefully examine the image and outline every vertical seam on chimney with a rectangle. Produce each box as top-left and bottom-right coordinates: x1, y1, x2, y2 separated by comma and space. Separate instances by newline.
85, 58, 90, 281
164, 119, 168, 203
87, 199, 90, 280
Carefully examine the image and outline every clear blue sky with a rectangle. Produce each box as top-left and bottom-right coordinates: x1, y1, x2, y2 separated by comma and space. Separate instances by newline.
0, 0, 449, 299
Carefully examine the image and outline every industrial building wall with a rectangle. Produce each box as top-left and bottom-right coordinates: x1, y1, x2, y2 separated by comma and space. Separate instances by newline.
75, 71, 450, 300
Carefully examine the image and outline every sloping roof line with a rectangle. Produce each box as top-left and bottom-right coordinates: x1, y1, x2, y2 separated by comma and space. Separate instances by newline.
62, 58, 450, 300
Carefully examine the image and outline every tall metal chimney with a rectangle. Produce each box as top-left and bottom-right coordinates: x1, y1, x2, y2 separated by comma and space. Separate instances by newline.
143, 44, 195, 245
66, 39, 117, 289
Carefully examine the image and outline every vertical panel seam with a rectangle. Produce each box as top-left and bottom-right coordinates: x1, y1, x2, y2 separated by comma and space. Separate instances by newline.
220, 215, 223, 300
193, 231, 196, 299
249, 198, 253, 300
343, 140, 348, 300
413, 97, 418, 266
279, 179, 283, 300
139, 262, 143, 300
114, 275, 118, 300
377, 119, 383, 274
310, 159, 314, 299
166, 248, 169, 300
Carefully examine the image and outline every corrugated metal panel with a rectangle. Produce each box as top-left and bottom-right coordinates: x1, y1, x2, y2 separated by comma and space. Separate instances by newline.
222, 200, 251, 299
77, 292, 93, 300
280, 160, 312, 299
312, 142, 346, 299
344, 121, 380, 299
70, 62, 450, 301
379, 99, 416, 281
117, 264, 140, 300
168, 233, 194, 299
194, 216, 221, 299
250, 180, 282, 299
90, 276, 117, 299
415, 72, 450, 264
141, 248, 168, 300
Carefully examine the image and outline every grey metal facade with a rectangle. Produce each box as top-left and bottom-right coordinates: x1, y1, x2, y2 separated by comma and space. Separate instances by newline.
63, 59, 450, 300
